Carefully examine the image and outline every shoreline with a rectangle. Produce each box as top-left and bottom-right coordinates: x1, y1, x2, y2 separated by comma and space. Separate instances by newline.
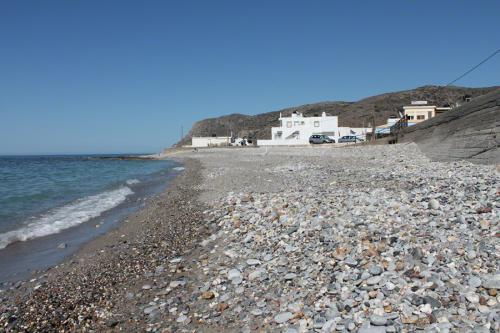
1, 144, 498, 332
0, 160, 181, 284
0, 157, 210, 331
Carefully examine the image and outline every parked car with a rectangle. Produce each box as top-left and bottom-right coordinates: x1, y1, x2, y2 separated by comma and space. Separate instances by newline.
338, 135, 364, 143
309, 135, 335, 144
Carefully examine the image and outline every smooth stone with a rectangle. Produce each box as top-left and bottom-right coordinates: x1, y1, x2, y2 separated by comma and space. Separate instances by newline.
142, 284, 152, 290
429, 199, 440, 210
57, 243, 67, 249
468, 276, 482, 288
144, 306, 158, 315
467, 251, 477, 260
482, 274, 500, 289
169, 280, 185, 288
227, 268, 241, 280
385, 282, 395, 291
423, 295, 441, 308
287, 302, 301, 313
366, 276, 382, 285
250, 308, 263, 316
176, 314, 187, 323
465, 293, 479, 303
370, 314, 388, 326
369, 266, 383, 276
314, 317, 326, 329
284, 273, 297, 280
275, 312, 293, 324
247, 259, 261, 265
248, 269, 264, 281
344, 258, 358, 267
358, 326, 387, 333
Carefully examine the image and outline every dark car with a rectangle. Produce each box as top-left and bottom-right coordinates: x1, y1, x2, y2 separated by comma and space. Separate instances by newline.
338, 135, 364, 143
309, 135, 335, 144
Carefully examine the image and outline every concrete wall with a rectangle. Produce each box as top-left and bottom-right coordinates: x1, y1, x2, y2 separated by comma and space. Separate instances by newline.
398, 89, 500, 164
191, 137, 230, 147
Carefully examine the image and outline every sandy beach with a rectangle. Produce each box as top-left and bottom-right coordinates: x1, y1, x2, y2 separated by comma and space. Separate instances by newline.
1, 144, 498, 332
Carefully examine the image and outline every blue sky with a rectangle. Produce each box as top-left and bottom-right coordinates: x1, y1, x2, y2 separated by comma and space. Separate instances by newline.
1, 1, 499, 154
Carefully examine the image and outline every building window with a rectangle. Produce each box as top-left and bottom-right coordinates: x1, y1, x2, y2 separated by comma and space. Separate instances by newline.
417, 115, 425, 120
314, 121, 320, 127
286, 121, 292, 128
294, 121, 300, 126
301, 121, 305, 125
407, 115, 414, 120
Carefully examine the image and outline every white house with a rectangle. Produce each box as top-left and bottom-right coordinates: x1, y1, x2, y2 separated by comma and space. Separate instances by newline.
257, 112, 371, 146
191, 136, 230, 147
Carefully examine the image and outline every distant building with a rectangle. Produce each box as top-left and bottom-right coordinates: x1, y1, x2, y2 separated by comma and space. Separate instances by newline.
191, 136, 230, 147
403, 100, 451, 123
257, 112, 371, 146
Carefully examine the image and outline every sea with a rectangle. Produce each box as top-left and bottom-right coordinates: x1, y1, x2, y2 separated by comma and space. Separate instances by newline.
0, 155, 183, 283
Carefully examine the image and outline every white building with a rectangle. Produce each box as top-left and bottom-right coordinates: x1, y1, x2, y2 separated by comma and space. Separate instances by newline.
257, 112, 371, 146
191, 136, 230, 147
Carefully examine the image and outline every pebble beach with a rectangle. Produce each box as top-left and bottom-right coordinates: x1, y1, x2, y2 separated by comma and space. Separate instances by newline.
1, 143, 499, 332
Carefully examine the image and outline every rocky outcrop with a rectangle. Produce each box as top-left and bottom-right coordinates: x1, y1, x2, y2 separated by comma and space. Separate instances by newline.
177, 85, 498, 146
399, 89, 500, 164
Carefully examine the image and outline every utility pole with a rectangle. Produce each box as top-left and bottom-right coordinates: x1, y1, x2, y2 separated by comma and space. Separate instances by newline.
371, 106, 377, 143
181, 125, 183, 141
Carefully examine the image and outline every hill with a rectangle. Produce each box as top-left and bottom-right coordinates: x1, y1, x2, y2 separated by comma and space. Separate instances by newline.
177, 85, 498, 146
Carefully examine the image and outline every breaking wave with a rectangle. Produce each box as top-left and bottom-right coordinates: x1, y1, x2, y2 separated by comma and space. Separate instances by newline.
0, 186, 133, 249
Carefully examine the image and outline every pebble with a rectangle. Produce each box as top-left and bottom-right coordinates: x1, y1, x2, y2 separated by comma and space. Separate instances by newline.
227, 269, 241, 280
4, 145, 498, 332
366, 276, 382, 285
468, 276, 482, 288
246, 259, 261, 265
275, 312, 293, 324
370, 315, 388, 326
429, 199, 440, 210
482, 274, 500, 289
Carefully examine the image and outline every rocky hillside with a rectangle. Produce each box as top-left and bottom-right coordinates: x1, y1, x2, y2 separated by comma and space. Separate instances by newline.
177, 85, 498, 146
399, 88, 500, 164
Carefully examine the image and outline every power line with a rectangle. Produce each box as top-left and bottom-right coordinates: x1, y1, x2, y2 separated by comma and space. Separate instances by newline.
445, 48, 500, 86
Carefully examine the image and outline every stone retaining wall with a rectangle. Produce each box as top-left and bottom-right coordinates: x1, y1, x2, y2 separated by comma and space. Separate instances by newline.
399, 89, 500, 164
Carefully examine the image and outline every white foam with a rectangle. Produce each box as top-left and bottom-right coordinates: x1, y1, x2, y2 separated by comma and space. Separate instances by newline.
126, 179, 141, 185
0, 186, 133, 249
173, 167, 185, 171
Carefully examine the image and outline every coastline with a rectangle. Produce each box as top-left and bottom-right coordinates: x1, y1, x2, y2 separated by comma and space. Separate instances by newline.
0, 158, 209, 331
1, 145, 498, 332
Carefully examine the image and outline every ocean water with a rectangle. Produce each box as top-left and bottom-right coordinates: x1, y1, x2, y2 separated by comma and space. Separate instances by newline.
0, 155, 181, 282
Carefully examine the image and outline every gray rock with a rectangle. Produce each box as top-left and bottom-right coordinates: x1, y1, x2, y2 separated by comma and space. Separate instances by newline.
274, 312, 293, 324
429, 199, 440, 210
370, 315, 388, 326
227, 268, 241, 280
144, 305, 158, 315
468, 276, 482, 288
369, 266, 383, 276
358, 326, 387, 333
366, 276, 382, 285
250, 308, 263, 316
481, 274, 500, 289
246, 259, 261, 265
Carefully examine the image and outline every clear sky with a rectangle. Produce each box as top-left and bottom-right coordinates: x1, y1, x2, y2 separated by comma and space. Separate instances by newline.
1, 1, 499, 154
